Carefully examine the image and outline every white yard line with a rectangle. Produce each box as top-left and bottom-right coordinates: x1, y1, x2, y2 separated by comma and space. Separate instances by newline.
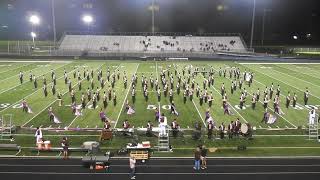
0, 63, 68, 95
178, 64, 206, 126
67, 64, 120, 128
192, 99, 207, 127
113, 64, 139, 128
280, 65, 320, 80
269, 67, 320, 89
21, 64, 103, 127
245, 65, 320, 100
0, 63, 43, 83
156, 62, 161, 122
0, 63, 32, 75
0, 63, 74, 113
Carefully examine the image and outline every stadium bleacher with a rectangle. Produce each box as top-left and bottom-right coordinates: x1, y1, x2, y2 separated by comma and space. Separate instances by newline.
58, 35, 247, 55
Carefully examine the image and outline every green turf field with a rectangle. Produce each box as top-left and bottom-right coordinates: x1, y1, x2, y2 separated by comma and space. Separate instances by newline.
0, 60, 320, 157
0, 60, 319, 130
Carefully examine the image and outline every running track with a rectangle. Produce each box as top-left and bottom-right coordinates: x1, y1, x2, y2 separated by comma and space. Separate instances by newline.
0, 157, 319, 180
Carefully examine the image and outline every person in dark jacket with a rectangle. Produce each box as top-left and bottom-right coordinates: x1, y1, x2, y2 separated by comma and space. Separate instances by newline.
193, 147, 201, 170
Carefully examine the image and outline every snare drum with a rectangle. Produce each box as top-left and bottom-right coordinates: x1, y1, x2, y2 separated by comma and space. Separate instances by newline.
240, 124, 249, 134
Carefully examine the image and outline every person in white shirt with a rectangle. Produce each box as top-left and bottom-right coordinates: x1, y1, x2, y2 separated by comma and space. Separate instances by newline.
35, 127, 43, 144
309, 107, 316, 126
129, 155, 136, 179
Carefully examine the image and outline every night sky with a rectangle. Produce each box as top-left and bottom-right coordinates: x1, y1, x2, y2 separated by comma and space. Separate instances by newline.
0, 0, 319, 46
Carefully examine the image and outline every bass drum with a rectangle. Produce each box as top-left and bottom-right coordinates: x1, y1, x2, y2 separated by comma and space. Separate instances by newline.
240, 123, 249, 135
241, 123, 252, 137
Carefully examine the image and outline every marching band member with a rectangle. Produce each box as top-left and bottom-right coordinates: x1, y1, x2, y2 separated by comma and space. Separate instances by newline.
286, 92, 291, 108
269, 83, 274, 100
123, 120, 130, 129
276, 85, 281, 96
219, 123, 225, 139
234, 118, 241, 136
228, 121, 234, 139
35, 127, 43, 144
103, 91, 108, 109
146, 121, 153, 137
304, 87, 309, 105
21, 99, 30, 113
127, 103, 135, 115
113, 90, 117, 106
171, 119, 180, 138
104, 121, 111, 130
19, 71, 23, 84
170, 102, 179, 116
208, 93, 213, 108
239, 93, 245, 109
223, 101, 232, 115
169, 88, 173, 103
220, 83, 225, 97
292, 93, 297, 108
155, 108, 160, 122
251, 93, 257, 110
256, 88, 260, 102
263, 95, 269, 109
57, 92, 62, 107
99, 109, 107, 122
207, 120, 214, 139
131, 87, 136, 104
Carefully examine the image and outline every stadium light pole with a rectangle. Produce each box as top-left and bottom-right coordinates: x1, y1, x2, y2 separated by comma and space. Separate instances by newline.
82, 15, 93, 33
152, 0, 155, 35
51, 0, 57, 48
249, 0, 256, 50
261, 9, 272, 46
29, 15, 40, 48
31, 32, 37, 48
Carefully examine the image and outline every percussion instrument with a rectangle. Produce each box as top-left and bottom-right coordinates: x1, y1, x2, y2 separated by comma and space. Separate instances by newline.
44, 141, 51, 150
240, 123, 249, 134
100, 129, 112, 141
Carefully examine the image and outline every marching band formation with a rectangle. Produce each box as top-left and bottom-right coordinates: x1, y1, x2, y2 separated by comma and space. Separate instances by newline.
18, 63, 319, 139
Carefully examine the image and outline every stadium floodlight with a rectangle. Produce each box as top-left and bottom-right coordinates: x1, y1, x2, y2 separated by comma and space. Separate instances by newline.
29, 15, 40, 25
82, 15, 93, 24
306, 33, 312, 38
31, 32, 37, 48
31, 32, 37, 38
82, 15, 93, 33
293, 35, 298, 40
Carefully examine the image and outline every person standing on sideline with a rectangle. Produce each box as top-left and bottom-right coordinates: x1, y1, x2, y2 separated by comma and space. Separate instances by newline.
194, 147, 201, 170
129, 155, 136, 179
201, 145, 208, 169
61, 137, 69, 159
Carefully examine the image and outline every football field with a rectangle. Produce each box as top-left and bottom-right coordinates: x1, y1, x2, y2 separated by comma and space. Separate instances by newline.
0, 60, 319, 132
